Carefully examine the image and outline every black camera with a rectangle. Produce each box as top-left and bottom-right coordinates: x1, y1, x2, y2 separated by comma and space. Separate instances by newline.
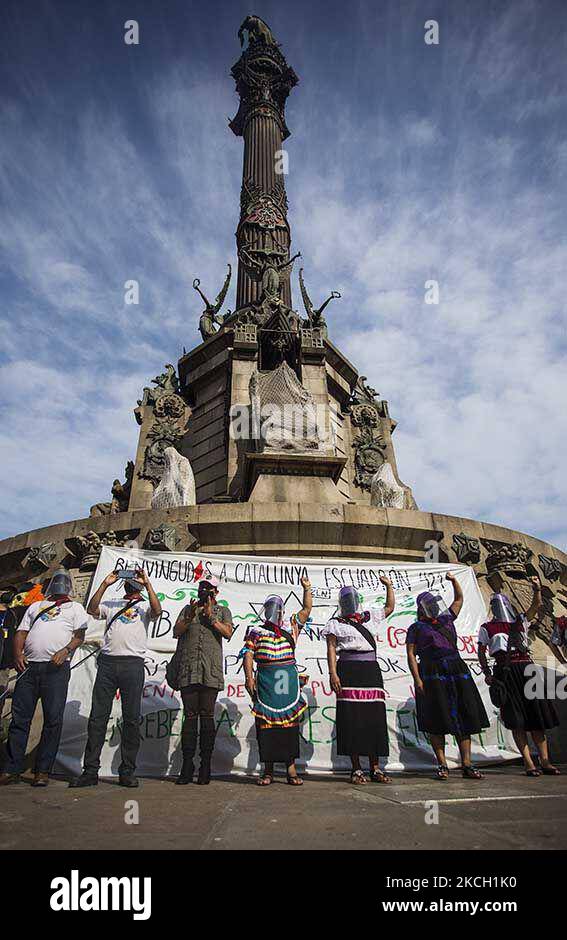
197, 581, 215, 605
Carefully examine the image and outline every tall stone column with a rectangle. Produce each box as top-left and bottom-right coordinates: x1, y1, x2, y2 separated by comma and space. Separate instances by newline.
229, 21, 299, 311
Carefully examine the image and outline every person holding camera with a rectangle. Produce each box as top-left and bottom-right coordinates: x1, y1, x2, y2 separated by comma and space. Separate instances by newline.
172, 576, 233, 785
69, 567, 161, 789
478, 578, 560, 776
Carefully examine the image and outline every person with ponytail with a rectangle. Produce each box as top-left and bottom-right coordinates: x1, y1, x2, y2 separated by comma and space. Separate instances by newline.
323, 577, 394, 785
406, 572, 489, 780
243, 577, 312, 786
0, 570, 87, 787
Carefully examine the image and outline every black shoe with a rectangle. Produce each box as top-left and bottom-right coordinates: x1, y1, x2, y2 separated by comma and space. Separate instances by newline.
175, 758, 194, 785
119, 775, 139, 788
197, 760, 211, 785
197, 716, 215, 785
68, 774, 98, 788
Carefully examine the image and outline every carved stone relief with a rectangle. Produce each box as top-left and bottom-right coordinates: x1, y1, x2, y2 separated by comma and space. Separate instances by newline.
67, 530, 139, 571
22, 541, 58, 573
452, 533, 481, 565
144, 523, 181, 553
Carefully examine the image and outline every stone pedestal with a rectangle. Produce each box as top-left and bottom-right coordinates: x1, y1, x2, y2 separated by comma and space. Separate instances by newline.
178, 326, 415, 509
244, 452, 347, 502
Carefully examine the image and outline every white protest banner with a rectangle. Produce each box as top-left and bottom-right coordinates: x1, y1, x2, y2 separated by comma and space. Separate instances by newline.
56, 546, 518, 776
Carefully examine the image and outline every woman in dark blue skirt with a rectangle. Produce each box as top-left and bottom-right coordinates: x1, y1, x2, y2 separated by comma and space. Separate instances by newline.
406, 573, 489, 780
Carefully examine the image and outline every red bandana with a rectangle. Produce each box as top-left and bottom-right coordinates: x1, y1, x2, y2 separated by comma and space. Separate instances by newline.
265, 619, 283, 638
339, 611, 371, 625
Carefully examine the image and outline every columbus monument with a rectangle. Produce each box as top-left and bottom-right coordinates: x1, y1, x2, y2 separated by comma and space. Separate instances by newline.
1, 16, 566, 727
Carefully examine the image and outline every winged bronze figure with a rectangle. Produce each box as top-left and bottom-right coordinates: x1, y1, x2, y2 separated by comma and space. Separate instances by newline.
193, 264, 232, 341
298, 268, 340, 339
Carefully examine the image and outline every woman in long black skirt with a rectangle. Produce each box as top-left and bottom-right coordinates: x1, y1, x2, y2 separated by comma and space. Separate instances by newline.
324, 577, 394, 785
406, 572, 489, 780
478, 580, 560, 776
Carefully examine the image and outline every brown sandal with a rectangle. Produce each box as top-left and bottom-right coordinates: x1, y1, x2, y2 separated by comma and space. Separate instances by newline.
257, 773, 273, 786
369, 768, 391, 784
350, 769, 367, 785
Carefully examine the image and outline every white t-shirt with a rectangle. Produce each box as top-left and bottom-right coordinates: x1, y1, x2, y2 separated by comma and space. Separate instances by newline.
321, 609, 385, 655
18, 600, 88, 663
98, 598, 153, 659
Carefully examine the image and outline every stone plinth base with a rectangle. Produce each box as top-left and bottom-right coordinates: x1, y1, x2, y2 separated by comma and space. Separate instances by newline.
243, 451, 347, 503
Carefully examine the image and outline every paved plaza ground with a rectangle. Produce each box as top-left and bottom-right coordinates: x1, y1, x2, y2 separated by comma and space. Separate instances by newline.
1, 763, 566, 851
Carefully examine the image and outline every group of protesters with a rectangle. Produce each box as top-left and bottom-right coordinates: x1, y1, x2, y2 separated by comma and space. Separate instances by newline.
0, 564, 564, 788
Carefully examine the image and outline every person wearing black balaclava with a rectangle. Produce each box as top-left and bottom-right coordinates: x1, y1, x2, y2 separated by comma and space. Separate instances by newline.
69, 567, 161, 789
0, 571, 87, 788
172, 576, 234, 785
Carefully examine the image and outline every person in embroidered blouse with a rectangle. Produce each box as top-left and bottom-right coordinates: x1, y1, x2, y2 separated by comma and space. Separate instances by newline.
478, 580, 560, 776
243, 576, 312, 787
406, 572, 489, 781
322, 576, 394, 785
550, 616, 567, 666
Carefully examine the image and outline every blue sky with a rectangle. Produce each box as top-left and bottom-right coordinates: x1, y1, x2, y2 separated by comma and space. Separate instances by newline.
1, 0, 566, 550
